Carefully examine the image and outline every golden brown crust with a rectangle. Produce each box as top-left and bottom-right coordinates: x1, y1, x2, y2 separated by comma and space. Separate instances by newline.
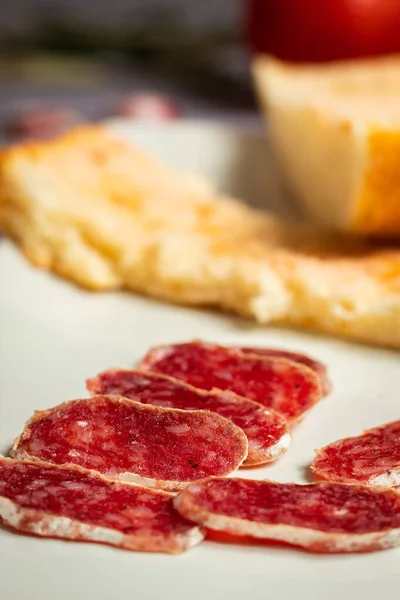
0, 125, 399, 348
355, 130, 400, 235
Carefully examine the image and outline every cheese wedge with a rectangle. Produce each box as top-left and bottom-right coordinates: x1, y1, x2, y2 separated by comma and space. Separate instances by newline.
0, 125, 399, 349
253, 55, 400, 237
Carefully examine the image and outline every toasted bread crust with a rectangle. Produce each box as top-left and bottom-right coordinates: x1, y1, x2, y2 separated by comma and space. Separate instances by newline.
0, 125, 399, 348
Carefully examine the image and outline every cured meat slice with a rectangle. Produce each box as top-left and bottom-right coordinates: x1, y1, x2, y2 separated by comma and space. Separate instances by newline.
139, 341, 323, 423
312, 419, 400, 488
11, 395, 247, 491
86, 370, 291, 467
238, 347, 331, 396
0, 457, 204, 554
174, 478, 400, 553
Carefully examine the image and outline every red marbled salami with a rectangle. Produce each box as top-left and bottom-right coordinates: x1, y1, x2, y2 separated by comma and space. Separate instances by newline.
11, 396, 248, 491
139, 341, 323, 423
0, 457, 203, 554
86, 370, 291, 467
174, 478, 400, 553
312, 420, 400, 488
238, 347, 331, 396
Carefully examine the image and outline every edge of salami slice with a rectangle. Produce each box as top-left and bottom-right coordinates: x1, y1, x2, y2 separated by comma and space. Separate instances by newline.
86, 369, 292, 467
312, 419, 400, 488
173, 478, 400, 554
11, 396, 248, 491
0, 457, 204, 554
138, 341, 324, 424
237, 346, 331, 396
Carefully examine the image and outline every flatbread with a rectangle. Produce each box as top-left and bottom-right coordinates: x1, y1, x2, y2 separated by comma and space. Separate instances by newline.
0, 125, 399, 348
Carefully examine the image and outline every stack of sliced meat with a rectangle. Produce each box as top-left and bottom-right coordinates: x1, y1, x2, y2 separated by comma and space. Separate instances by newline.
137, 341, 328, 423
1, 339, 400, 555
86, 371, 290, 467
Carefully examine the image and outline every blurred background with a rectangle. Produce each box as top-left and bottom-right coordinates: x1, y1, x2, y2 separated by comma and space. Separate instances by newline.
1, 0, 400, 138
0, 0, 256, 136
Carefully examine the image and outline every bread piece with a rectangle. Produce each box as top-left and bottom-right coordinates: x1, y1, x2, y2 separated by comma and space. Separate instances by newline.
0, 125, 399, 349
253, 54, 400, 237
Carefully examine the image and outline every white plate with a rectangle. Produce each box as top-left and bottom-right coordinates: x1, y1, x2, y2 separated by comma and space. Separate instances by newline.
0, 120, 399, 600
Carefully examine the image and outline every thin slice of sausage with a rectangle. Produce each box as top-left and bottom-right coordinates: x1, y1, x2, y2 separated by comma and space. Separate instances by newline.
11, 395, 248, 491
0, 457, 203, 554
174, 478, 400, 553
312, 419, 400, 488
86, 369, 291, 467
238, 346, 331, 396
139, 341, 323, 423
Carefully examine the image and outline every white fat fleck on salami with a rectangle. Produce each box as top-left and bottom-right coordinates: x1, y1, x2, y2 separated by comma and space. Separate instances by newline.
29, 440, 46, 453
371, 472, 400, 488
166, 423, 191, 435
11, 395, 248, 491
86, 369, 291, 467
68, 449, 81, 458
312, 419, 400, 487
174, 478, 400, 554
0, 457, 204, 554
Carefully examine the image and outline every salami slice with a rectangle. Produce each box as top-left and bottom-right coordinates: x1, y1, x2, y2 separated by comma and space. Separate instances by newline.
174, 478, 400, 553
11, 395, 248, 491
0, 457, 204, 554
238, 347, 331, 396
86, 370, 291, 467
139, 341, 323, 423
312, 420, 400, 488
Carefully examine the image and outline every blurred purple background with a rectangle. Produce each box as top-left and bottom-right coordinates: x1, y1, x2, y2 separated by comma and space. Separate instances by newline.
2, 1, 239, 36
0, 0, 258, 134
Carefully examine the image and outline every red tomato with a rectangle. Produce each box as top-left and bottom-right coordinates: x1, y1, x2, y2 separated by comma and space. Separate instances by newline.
246, 0, 400, 62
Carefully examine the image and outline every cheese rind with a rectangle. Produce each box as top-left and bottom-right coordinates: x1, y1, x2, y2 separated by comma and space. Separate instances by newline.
253, 55, 400, 236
